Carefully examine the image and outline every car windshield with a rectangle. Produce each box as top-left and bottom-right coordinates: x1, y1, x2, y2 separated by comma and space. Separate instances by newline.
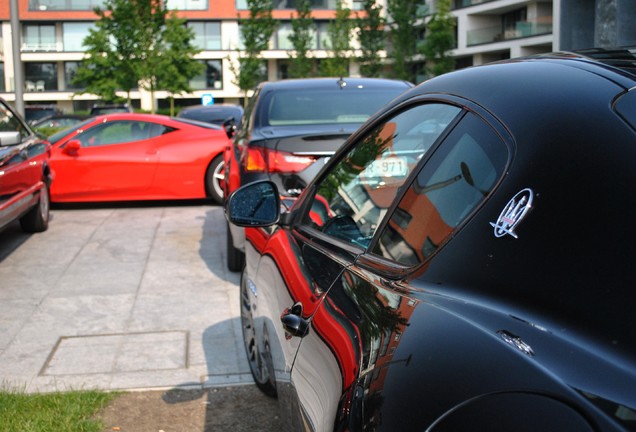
47, 118, 96, 144
263, 87, 406, 126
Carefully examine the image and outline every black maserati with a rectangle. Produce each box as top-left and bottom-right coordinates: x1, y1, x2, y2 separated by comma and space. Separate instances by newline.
226, 49, 636, 431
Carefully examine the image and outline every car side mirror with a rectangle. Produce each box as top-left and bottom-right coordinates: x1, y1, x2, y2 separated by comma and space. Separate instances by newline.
63, 139, 81, 155
225, 180, 280, 227
0, 131, 21, 146
223, 118, 237, 139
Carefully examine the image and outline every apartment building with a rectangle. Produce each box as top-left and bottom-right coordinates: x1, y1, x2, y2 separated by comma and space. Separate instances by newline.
0, 0, 631, 113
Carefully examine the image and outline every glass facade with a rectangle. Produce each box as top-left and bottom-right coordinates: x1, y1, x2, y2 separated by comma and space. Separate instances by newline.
167, 0, 207, 9
63, 22, 94, 52
25, 63, 58, 92
29, 0, 105, 11
190, 60, 223, 90
188, 22, 222, 50
23, 24, 56, 51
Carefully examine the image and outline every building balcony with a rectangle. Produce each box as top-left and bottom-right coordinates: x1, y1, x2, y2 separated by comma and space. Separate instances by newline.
467, 18, 552, 46
452, 0, 497, 9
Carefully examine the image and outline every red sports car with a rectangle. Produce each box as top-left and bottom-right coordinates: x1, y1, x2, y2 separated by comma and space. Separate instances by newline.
47, 113, 229, 204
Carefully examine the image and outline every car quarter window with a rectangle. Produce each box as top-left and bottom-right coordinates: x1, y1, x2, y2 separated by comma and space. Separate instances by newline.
372, 112, 508, 266
300, 103, 462, 248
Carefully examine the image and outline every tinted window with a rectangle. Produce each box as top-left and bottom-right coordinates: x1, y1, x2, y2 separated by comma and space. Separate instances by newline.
301, 103, 462, 248
373, 113, 508, 266
263, 87, 408, 126
75, 121, 168, 147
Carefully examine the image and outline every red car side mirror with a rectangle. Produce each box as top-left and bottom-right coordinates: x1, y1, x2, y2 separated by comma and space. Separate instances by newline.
63, 139, 81, 155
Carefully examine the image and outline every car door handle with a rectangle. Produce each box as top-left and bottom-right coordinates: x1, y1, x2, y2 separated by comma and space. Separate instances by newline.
280, 302, 309, 338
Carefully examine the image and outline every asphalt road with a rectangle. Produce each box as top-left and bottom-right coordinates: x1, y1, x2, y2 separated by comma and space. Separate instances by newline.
0, 200, 253, 394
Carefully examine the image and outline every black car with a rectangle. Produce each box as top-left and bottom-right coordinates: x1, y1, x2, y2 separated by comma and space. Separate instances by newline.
178, 103, 244, 128
24, 104, 62, 125
225, 77, 413, 271
89, 103, 132, 116
226, 49, 636, 431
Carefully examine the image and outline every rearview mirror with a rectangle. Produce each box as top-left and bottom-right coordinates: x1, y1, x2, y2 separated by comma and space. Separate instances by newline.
225, 180, 280, 227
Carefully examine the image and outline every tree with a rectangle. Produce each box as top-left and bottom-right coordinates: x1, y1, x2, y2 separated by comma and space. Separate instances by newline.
288, 0, 315, 78
153, 13, 204, 116
357, 0, 385, 78
319, 0, 352, 77
420, 0, 455, 78
231, 0, 277, 105
386, 0, 428, 82
73, 0, 201, 112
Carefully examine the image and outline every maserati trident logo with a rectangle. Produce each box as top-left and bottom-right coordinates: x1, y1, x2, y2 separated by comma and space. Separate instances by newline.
490, 188, 534, 239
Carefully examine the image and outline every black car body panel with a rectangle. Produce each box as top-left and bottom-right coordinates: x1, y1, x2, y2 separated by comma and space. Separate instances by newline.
226, 49, 636, 431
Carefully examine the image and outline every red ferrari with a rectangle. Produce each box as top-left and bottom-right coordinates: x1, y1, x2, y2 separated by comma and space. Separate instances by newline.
47, 113, 229, 204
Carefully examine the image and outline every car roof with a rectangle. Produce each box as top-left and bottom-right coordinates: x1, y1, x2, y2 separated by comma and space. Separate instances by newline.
257, 77, 413, 91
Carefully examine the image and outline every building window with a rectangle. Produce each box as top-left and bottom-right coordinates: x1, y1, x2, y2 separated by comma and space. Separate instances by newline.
23, 24, 56, 52
187, 22, 222, 50
190, 60, 223, 90
167, 0, 207, 9
0, 63, 5, 92
237, 0, 337, 9
63, 22, 94, 52
29, 0, 106, 11
64, 62, 84, 90
25, 63, 58, 92
274, 0, 337, 9
274, 21, 330, 50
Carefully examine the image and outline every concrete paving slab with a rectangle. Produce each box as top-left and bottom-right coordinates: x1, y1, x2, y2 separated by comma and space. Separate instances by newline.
0, 202, 249, 393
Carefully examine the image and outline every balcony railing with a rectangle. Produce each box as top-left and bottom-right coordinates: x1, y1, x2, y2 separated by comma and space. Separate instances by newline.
453, 0, 497, 9
467, 19, 552, 46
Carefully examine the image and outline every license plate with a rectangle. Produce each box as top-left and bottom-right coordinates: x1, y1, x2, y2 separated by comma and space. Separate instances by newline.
365, 156, 408, 178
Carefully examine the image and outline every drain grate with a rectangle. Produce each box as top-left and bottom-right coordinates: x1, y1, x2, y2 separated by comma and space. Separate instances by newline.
41, 330, 189, 376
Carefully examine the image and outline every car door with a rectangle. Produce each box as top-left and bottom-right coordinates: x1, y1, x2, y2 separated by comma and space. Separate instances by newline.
270, 102, 468, 431
51, 120, 159, 200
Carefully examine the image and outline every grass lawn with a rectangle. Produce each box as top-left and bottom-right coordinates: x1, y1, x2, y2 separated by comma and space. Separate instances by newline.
0, 388, 119, 432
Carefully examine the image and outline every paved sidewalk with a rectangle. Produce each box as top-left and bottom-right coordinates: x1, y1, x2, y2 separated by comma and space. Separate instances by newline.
0, 203, 251, 393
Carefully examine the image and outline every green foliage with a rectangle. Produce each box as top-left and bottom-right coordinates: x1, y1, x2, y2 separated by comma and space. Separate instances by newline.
152, 12, 204, 115
357, 0, 385, 78
0, 388, 118, 432
420, 0, 456, 77
73, 0, 201, 112
231, 0, 278, 103
319, 0, 352, 77
386, 0, 428, 82
288, 0, 315, 78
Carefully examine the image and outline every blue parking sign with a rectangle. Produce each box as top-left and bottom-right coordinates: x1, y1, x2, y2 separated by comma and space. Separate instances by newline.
201, 93, 214, 106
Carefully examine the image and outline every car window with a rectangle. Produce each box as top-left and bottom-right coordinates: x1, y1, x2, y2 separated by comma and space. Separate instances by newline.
77, 121, 168, 147
300, 103, 462, 248
372, 112, 508, 266
0, 102, 30, 140
264, 88, 407, 126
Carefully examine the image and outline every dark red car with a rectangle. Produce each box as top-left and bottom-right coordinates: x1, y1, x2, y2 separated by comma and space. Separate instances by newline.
0, 98, 53, 233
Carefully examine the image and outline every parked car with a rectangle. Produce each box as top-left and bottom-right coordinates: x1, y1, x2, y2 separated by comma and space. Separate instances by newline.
225, 49, 636, 431
178, 103, 244, 129
0, 98, 53, 233
89, 103, 132, 116
225, 77, 413, 271
32, 114, 90, 135
24, 104, 62, 125
46, 113, 229, 204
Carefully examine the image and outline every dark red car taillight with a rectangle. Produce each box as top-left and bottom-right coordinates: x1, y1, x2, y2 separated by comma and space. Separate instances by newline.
243, 147, 316, 173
